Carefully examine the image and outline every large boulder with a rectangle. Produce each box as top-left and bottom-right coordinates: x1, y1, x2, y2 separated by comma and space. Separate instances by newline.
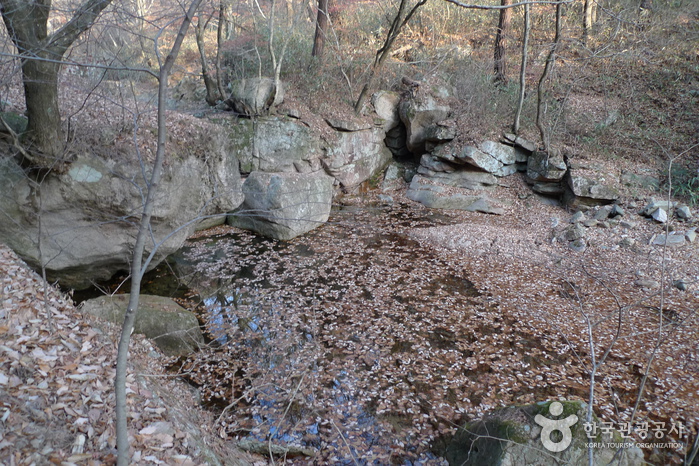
399, 92, 450, 155
228, 171, 334, 240
527, 150, 567, 182
443, 401, 644, 466
225, 77, 284, 116
323, 126, 392, 189
371, 90, 402, 132
565, 166, 621, 206
228, 116, 322, 174
0, 123, 243, 290
80, 294, 204, 356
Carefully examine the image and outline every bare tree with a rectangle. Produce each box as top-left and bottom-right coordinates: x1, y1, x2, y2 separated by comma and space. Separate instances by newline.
311, 0, 330, 59
493, 0, 512, 84
114, 1, 203, 464
0, 0, 114, 167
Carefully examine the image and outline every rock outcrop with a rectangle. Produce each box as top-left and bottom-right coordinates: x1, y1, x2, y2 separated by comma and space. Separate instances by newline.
226, 77, 284, 116
228, 170, 334, 240
323, 126, 392, 189
0, 122, 243, 289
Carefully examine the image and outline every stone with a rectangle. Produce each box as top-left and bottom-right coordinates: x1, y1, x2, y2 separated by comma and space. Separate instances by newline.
228, 171, 334, 240
80, 294, 204, 356
323, 127, 392, 188
619, 237, 636, 247
457, 145, 503, 174
610, 205, 625, 217
570, 211, 585, 223
416, 167, 498, 190
641, 199, 675, 217
651, 208, 668, 223
503, 133, 538, 152
424, 124, 456, 143
563, 223, 586, 241
494, 164, 518, 177
686, 229, 697, 243
443, 401, 643, 466
0, 123, 244, 290
324, 117, 373, 132
583, 219, 599, 228
566, 167, 620, 203
480, 140, 517, 165
407, 176, 504, 214
384, 125, 411, 159
371, 90, 402, 131
652, 233, 685, 247
420, 154, 457, 173
594, 205, 613, 220
226, 77, 284, 116
0, 111, 28, 134
229, 116, 322, 174
620, 220, 637, 229
399, 93, 450, 154
635, 279, 660, 289
676, 205, 692, 220
527, 150, 567, 182
569, 238, 586, 252
673, 279, 688, 291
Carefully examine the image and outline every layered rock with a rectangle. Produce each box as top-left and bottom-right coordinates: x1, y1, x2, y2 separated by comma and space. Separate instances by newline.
323, 126, 392, 189
228, 171, 334, 240
228, 116, 322, 173
226, 77, 284, 116
0, 123, 243, 289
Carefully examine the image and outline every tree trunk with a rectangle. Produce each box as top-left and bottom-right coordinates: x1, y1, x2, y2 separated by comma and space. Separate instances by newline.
583, 0, 597, 43
493, 0, 512, 85
311, 0, 330, 58
21, 54, 65, 164
195, 15, 221, 106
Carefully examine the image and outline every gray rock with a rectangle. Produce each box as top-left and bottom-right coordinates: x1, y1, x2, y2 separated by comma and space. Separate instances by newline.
527, 150, 566, 182
443, 401, 643, 466
610, 205, 625, 217
494, 164, 518, 177
420, 154, 456, 173
673, 279, 688, 291
635, 279, 660, 289
480, 140, 517, 165
570, 211, 586, 223
652, 233, 685, 247
226, 77, 284, 116
620, 220, 637, 229
324, 117, 373, 132
620, 237, 636, 247
0, 111, 28, 134
583, 219, 599, 228
407, 176, 504, 214
424, 124, 456, 143
594, 205, 613, 220
323, 127, 392, 188
457, 145, 503, 174
652, 208, 668, 223
563, 223, 586, 241
398, 93, 450, 154
0, 126, 244, 290
569, 238, 587, 252
641, 199, 675, 217
80, 294, 204, 356
566, 167, 620, 202
503, 133, 537, 152
228, 171, 334, 240
371, 90, 402, 131
686, 229, 697, 243
229, 117, 321, 173
676, 205, 693, 220
416, 167, 498, 190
